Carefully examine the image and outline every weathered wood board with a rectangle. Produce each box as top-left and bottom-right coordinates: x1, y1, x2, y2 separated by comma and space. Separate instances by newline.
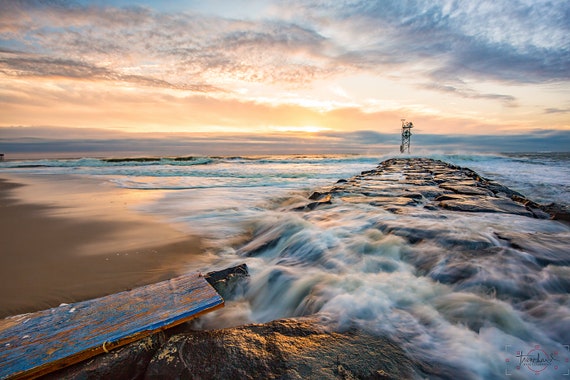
0, 273, 224, 379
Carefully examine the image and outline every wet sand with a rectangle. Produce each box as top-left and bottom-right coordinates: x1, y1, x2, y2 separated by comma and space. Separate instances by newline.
0, 176, 207, 318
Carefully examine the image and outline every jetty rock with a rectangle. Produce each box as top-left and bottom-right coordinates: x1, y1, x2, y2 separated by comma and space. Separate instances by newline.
145, 318, 416, 380
46, 318, 419, 380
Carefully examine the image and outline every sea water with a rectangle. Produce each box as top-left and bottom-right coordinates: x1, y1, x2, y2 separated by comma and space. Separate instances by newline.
1, 152, 569, 378
2, 153, 568, 204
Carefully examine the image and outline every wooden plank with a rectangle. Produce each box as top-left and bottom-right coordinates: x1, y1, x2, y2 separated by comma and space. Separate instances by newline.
0, 273, 224, 379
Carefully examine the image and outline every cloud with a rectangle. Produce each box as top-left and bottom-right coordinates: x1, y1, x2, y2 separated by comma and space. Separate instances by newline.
0, 0, 568, 134
414, 129, 570, 152
0, 56, 109, 78
173, 22, 336, 85
2, 0, 568, 95
544, 107, 570, 114
0, 55, 222, 92
277, 0, 570, 84
421, 83, 517, 107
0, 1, 339, 89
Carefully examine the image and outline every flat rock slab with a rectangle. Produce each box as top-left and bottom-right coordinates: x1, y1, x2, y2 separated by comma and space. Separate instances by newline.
340, 196, 419, 207
438, 196, 534, 216
439, 183, 493, 196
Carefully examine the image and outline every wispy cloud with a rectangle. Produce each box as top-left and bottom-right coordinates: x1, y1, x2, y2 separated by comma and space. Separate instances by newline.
422, 83, 517, 107
5, 0, 567, 88
0, 1, 339, 89
0, 55, 222, 92
281, 0, 570, 83
544, 107, 570, 114
0, 0, 568, 141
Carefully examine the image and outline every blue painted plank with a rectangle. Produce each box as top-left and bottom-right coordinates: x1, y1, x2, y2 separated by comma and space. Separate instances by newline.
0, 273, 223, 379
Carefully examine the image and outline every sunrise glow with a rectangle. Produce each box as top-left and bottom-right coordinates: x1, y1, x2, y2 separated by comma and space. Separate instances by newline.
1, 1, 569, 155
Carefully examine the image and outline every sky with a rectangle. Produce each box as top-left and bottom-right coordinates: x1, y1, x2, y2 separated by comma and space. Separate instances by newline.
1, 0, 569, 156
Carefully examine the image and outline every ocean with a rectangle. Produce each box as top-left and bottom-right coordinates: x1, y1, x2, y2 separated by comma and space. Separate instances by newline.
1, 152, 569, 378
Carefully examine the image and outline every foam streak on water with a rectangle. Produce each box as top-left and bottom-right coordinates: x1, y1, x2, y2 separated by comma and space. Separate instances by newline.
1, 153, 569, 378
202, 202, 568, 378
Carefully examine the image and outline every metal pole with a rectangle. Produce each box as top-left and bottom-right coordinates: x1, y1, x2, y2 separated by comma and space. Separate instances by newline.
400, 119, 413, 154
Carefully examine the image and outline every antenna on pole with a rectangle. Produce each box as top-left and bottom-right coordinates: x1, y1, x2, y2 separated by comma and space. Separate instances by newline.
400, 119, 413, 154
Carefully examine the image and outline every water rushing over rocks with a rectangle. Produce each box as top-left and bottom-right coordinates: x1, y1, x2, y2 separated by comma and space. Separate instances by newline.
50, 158, 570, 379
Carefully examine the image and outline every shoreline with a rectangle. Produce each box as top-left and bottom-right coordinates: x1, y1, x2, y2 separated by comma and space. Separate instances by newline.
0, 176, 207, 318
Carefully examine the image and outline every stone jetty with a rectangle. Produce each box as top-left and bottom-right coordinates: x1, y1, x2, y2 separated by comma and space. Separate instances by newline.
302, 157, 567, 221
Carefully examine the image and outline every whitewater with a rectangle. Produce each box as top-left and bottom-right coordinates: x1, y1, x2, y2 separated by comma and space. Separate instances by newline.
1, 152, 569, 379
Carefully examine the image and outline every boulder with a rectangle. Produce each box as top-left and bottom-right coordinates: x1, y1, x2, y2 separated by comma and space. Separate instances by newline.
308, 191, 329, 200
144, 318, 417, 380
205, 264, 250, 299
537, 203, 570, 222
43, 334, 164, 380
294, 193, 332, 211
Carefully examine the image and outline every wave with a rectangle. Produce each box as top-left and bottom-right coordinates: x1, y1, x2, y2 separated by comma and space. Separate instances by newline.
0, 154, 374, 169
0, 156, 216, 169
103, 156, 216, 166
207, 154, 377, 166
1, 153, 567, 205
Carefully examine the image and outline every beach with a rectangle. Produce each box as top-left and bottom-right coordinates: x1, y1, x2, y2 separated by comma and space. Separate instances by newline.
0, 176, 206, 318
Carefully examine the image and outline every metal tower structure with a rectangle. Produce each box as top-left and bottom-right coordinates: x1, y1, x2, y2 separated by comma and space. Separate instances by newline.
400, 119, 413, 154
